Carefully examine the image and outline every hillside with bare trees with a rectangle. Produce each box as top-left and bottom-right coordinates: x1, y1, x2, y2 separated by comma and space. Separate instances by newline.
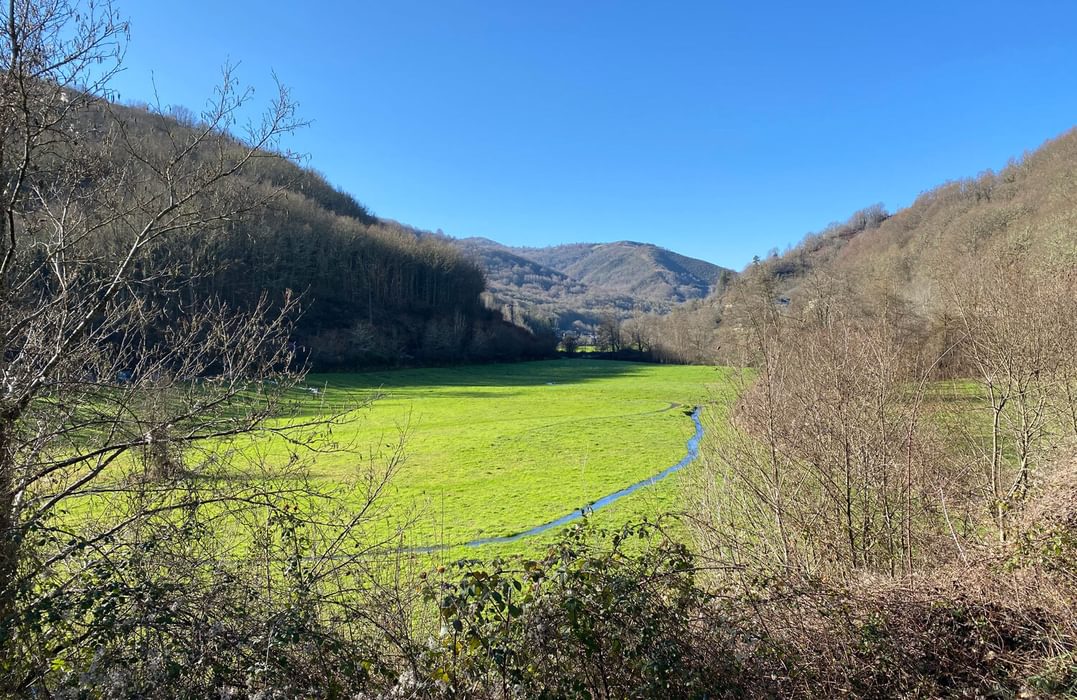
747, 128, 1077, 318
52, 101, 557, 370
454, 237, 734, 332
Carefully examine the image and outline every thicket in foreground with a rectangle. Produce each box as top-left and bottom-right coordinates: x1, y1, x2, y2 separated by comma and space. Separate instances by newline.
679, 243, 1077, 696
418, 510, 1077, 698
0, 1, 415, 694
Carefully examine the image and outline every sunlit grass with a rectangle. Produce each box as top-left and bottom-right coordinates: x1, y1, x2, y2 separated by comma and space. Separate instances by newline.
264, 359, 738, 554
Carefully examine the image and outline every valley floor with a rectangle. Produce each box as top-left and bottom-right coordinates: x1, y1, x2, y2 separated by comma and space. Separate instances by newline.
278, 359, 738, 555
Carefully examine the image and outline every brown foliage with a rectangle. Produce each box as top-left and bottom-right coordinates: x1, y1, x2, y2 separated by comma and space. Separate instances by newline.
694, 267, 966, 578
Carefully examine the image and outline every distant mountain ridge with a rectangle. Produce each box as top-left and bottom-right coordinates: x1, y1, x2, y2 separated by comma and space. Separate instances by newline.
452, 237, 733, 329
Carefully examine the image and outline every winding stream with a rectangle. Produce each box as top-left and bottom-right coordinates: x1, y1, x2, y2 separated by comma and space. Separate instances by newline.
411, 406, 704, 552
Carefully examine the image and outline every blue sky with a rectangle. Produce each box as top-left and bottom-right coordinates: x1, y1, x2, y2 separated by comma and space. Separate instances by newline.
109, 1, 1077, 270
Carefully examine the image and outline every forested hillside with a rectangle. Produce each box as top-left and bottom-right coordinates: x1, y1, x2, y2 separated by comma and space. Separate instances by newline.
74, 102, 556, 368
524, 241, 731, 302
626, 129, 1077, 366
454, 237, 733, 331
746, 127, 1077, 314
657, 126, 1077, 697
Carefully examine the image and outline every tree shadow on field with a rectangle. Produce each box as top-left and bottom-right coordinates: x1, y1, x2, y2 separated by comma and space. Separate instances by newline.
382, 390, 525, 400
308, 359, 655, 391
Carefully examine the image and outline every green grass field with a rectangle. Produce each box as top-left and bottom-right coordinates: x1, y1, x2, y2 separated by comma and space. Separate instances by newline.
277, 360, 737, 554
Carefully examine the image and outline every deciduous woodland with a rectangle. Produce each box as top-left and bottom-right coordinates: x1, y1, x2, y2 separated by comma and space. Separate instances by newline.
1, 1, 1075, 698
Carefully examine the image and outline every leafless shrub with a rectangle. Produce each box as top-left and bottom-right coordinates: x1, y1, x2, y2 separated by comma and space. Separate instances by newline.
692, 267, 971, 578
0, 2, 423, 695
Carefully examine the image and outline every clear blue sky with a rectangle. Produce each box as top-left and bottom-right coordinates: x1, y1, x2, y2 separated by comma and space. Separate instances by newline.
108, 1, 1077, 270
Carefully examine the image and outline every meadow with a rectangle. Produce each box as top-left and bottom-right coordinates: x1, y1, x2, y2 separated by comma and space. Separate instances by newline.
277, 359, 738, 554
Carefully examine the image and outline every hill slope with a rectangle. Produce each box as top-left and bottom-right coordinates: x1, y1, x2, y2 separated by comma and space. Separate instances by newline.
747, 127, 1077, 310
454, 238, 733, 330
77, 101, 556, 368
530, 241, 731, 302
634, 127, 1077, 365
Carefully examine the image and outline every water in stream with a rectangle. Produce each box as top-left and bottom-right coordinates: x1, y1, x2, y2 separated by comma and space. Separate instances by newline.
461, 405, 704, 548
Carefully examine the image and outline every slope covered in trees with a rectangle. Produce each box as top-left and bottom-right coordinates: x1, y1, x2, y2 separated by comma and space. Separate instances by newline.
527, 241, 732, 302
77, 102, 556, 368
745, 128, 1077, 315
629, 128, 1077, 366
652, 127, 1077, 697
454, 237, 733, 331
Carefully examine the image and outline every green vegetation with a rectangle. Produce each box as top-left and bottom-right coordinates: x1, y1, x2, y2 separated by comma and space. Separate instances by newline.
282, 360, 735, 552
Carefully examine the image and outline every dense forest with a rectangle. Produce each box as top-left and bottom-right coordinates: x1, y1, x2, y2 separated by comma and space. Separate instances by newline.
74, 101, 557, 369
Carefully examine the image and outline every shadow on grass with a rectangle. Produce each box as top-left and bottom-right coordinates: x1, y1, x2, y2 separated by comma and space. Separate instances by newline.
308, 359, 660, 391
372, 390, 526, 400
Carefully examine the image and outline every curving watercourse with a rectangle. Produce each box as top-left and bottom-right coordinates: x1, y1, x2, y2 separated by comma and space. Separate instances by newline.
407, 406, 704, 552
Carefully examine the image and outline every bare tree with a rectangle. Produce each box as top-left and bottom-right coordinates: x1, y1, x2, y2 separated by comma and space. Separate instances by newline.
693, 270, 967, 577
595, 311, 622, 352
0, 2, 420, 693
948, 246, 1077, 541
693, 265, 794, 569
621, 309, 651, 354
